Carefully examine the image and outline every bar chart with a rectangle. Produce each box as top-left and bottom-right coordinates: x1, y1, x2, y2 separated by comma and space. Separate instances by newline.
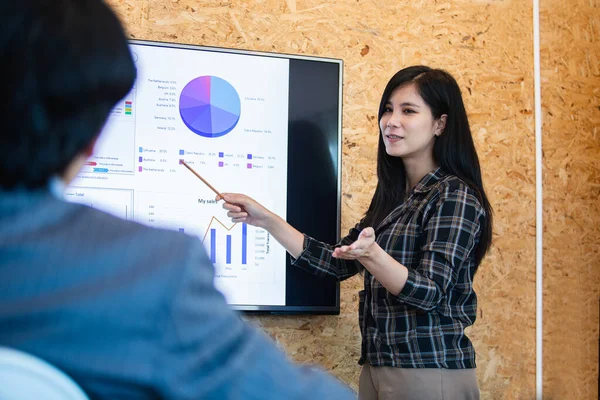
202, 217, 248, 267
134, 191, 274, 284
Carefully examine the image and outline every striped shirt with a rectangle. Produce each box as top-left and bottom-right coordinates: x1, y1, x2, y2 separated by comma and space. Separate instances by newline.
292, 168, 486, 368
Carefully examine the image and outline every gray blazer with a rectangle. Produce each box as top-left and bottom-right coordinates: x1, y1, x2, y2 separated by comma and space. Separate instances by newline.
0, 189, 354, 399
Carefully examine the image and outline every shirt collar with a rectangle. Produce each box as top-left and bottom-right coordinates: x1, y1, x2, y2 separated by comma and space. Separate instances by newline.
412, 167, 447, 194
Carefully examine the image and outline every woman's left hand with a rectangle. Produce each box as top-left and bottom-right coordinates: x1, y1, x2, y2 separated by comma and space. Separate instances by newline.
332, 227, 377, 260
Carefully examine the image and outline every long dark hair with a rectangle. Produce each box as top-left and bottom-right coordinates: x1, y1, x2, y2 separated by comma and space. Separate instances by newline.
363, 66, 493, 264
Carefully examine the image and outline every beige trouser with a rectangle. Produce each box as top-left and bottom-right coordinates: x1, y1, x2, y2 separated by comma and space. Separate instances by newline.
359, 363, 480, 400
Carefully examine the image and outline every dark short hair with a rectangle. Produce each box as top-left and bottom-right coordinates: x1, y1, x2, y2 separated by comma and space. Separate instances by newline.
0, 0, 136, 189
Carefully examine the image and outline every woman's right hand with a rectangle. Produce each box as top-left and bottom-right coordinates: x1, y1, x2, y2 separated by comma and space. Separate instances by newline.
218, 193, 274, 229
219, 193, 305, 258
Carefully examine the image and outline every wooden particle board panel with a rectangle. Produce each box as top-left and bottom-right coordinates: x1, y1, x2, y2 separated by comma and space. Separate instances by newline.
540, 0, 600, 398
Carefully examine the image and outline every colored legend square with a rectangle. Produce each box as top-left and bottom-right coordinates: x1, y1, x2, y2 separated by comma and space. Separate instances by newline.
218, 152, 224, 157
247, 163, 253, 169
179, 228, 185, 232
138, 166, 142, 172
218, 162, 224, 167
247, 154, 252, 159
138, 156, 142, 162
179, 149, 185, 155
139, 147, 143, 153
179, 159, 184, 164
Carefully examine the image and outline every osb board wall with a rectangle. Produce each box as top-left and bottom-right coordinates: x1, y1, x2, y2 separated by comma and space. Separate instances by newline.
107, 0, 537, 397
541, 0, 600, 398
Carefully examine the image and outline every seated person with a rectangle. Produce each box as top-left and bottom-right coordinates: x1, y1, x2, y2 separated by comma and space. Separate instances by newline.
0, 1, 354, 399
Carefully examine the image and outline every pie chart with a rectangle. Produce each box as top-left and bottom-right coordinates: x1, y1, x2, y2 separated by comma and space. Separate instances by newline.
179, 76, 241, 138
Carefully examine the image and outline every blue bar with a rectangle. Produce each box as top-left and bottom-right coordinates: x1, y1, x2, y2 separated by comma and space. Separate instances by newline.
242, 223, 247, 265
210, 229, 216, 263
226, 235, 232, 264
93, 168, 109, 173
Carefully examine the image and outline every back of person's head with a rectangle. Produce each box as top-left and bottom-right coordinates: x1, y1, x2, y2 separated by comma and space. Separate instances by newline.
368, 65, 493, 263
0, 0, 136, 190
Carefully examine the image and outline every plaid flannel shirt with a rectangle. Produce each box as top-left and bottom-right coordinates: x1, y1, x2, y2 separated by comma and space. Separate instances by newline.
292, 168, 485, 369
